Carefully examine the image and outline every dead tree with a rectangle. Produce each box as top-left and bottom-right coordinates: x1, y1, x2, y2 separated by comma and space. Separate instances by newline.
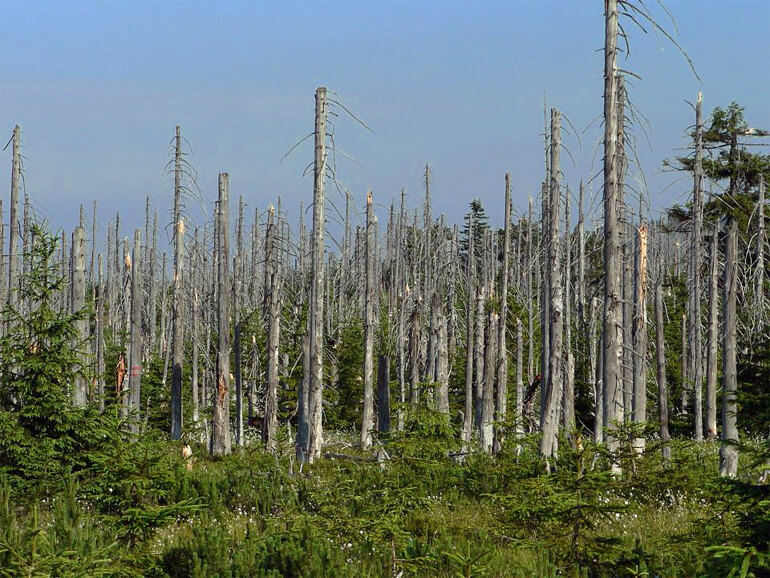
71, 226, 88, 407
541, 108, 563, 460
494, 173, 512, 453
361, 191, 375, 450
705, 226, 719, 438
263, 206, 281, 452
462, 213, 475, 445
212, 173, 232, 457
602, 0, 623, 466
307, 87, 328, 463
654, 251, 671, 466
6, 126, 20, 325
632, 223, 648, 452
171, 126, 184, 440
128, 229, 143, 434
691, 93, 704, 441
719, 217, 739, 477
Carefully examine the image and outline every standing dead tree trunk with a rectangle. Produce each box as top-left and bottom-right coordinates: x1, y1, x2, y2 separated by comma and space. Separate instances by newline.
705, 226, 719, 439
602, 0, 623, 468
263, 205, 281, 452
691, 93, 704, 442
307, 87, 328, 463
171, 126, 185, 440
541, 108, 563, 461
494, 173, 512, 453
6, 126, 20, 328
96, 254, 105, 412
212, 173, 232, 457
654, 242, 671, 466
128, 229, 143, 434
361, 191, 375, 450
71, 226, 88, 407
632, 223, 648, 452
719, 217, 739, 477
480, 311, 498, 454
462, 214, 475, 445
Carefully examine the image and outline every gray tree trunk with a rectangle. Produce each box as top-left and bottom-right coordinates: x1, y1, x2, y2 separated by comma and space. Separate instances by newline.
692, 94, 704, 441
264, 206, 281, 452
654, 274, 671, 466
307, 87, 328, 463
541, 108, 563, 460
128, 229, 143, 434
71, 226, 88, 407
719, 218, 739, 477
494, 172, 512, 453
212, 173, 232, 457
480, 311, 498, 453
96, 254, 105, 412
632, 224, 648, 452
462, 214, 475, 444
705, 226, 719, 438
7, 126, 20, 324
602, 0, 623, 468
171, 126, 184, 440
361, 191, 375, 449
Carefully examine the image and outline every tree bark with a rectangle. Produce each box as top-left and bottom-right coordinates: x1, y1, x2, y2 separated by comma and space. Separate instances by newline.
361, 191, 375, 450
212, 173, 232, 457
7, 126, 20, 326
494, 173, 512, 453
307, 87, 327, 462
692, 93, 704, 442
128, 229, 143, 434
705, 226, 719, 439
171, 126, 184, 440
719, 217, 739, 477
632, 224, 648, 452
654, 276, 671, 466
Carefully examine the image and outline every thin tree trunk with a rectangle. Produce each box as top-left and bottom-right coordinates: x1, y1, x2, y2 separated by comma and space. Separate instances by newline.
191, 229, 200, 427
632, 224, 648, 452
654, 277, 671, 466
515, 318, 524, 438
71, 226, 88, 407
481, 312, 498, 453
692, 93, 704, 441
128, 229, 143, 434
7, 126, 20, 324
494, 173, 512, 453
705, 226, 719, 438
541, 108, 563, 461
171, 126, 184, 440
212, 173, 232, 457
96, 254, 105, 412
264, 206, 280, 452
462, 214, 475, 444
719, 217, 739, 477
307, 87, 328, 463
361, 191, 375, 450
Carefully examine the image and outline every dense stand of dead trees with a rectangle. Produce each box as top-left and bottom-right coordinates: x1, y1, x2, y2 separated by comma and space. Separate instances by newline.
1, 62, 766, 479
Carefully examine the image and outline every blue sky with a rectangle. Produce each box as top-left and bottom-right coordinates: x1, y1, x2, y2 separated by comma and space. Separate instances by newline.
1, 0, 768, 249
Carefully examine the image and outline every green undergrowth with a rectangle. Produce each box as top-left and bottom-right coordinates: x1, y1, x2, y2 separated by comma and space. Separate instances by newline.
1, 411, 768, 577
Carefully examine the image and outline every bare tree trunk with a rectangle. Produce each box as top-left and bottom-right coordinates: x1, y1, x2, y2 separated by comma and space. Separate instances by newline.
462, 214, 475, 444
632, 224, 648, 452
494, 173, 512, 453
96, 254, 105, 412
212, 173, 232, 457
515, 318, 524, 438
756, 175, 766, 315
191, 229, 200, 427
591, 297, 603, 443
692, 93, 704, 442
436, 314, 450, 415
541, 108, 563, 461
527, 197, 535, 384
563, 185, 575, 438
705, 226, 719, 439
602, 0, 623, 468
719, 218, 739, 477
377, 354, 391, 435
71, 226, 88, 407
128, 229, 142, 434
263, 206, 280, 451
408, 295, 422, 406
654, 275, 671, 466
361, 192, 375, 450
171, 126, 184, 440
307, 87, 328, 463
6, 126, 20, 324
481, 311, 498, 453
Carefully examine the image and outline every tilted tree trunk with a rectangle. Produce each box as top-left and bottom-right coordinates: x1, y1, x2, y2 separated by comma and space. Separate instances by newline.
361, 191, 375, 450
212, 173, 232, 457
71, 226, 88, 407
171, 126, 185, 440
719, 217, 739, 477
541, 108, 563, 461
128, 229, 143, 434
705, 226, 719, 439
307, 87, 328, 463
494, 172, 512, 453
602, 0, 623, 467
